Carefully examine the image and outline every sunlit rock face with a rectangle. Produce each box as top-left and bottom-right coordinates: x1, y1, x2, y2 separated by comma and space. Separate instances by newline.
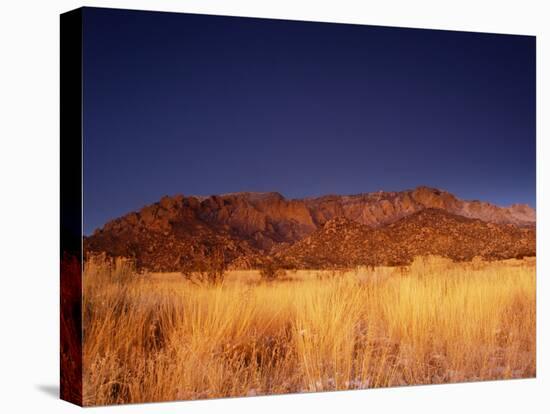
85, 186, 535, 271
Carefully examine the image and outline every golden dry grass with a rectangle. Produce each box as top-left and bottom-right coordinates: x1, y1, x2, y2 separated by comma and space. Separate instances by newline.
82, 256, 536, 406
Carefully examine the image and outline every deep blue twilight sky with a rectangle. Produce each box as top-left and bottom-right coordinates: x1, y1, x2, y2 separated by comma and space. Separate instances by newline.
82, 7, 536, 235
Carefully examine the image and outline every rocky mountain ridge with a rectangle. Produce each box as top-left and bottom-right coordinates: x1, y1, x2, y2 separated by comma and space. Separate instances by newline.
274, 208, 535, 268
84, 186, 535, 271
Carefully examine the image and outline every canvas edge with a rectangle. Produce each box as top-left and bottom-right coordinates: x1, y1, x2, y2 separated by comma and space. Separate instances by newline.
60, 7, 84, 407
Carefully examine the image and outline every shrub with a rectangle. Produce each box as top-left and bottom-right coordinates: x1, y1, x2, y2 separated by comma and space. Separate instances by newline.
259, 258, 286, 281
181, 246, 227, 285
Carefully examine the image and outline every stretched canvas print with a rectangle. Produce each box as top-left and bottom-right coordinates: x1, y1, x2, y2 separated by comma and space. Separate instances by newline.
60, 7, 536, 406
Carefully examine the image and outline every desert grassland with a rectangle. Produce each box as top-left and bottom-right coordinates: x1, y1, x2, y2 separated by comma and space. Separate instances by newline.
82, 256, 536, 406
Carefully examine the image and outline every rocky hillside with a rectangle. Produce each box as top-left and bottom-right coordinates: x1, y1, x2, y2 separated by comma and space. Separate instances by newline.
305, 186, 535, 227
274, 209, 536, 268
84, 186, 536, 270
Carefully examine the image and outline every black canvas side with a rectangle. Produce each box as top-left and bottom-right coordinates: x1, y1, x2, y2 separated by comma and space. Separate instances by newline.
60, 7, 83, 407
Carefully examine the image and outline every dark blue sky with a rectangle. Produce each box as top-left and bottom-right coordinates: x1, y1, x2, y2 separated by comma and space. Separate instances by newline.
83, 7, 536, 234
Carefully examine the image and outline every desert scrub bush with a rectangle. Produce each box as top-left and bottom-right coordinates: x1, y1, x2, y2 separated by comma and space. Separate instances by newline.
259, 258, 286, 281
180, 246, 227, 285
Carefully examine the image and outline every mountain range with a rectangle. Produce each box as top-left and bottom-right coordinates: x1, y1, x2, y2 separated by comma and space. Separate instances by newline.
84, 186, 535, 271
